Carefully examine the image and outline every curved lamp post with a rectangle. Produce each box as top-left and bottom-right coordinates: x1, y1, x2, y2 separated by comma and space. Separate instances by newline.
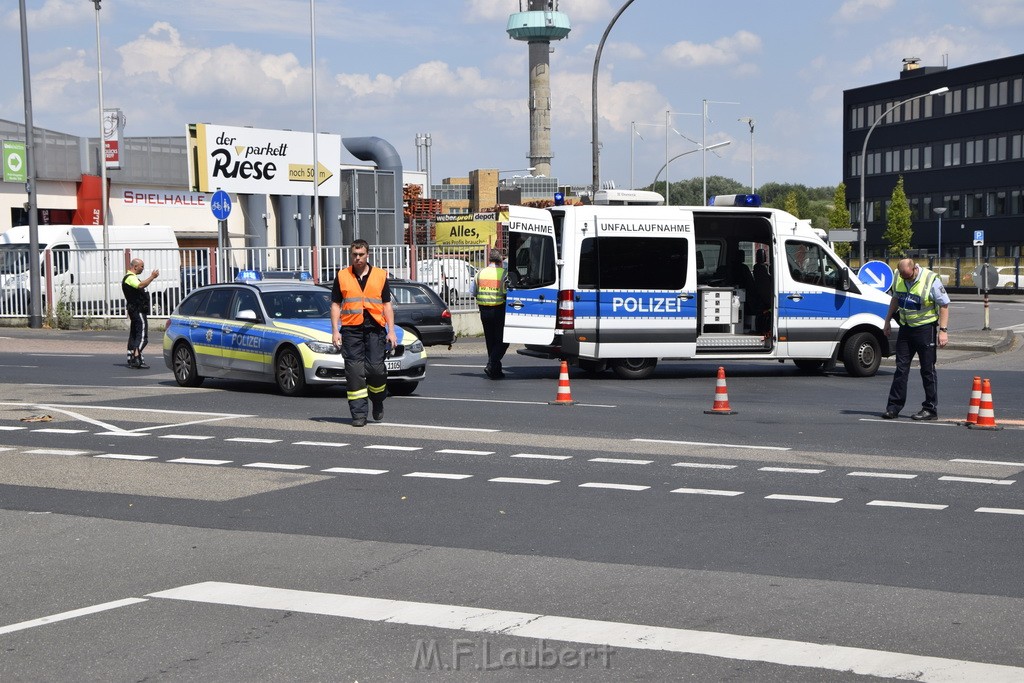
651, 141, 731, 191
591, 0, 636, 194
858, 86, 948, 263
933, 206, 946, 258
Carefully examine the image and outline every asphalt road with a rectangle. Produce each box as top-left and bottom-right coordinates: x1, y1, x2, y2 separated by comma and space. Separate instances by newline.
1, 315, 1023, 681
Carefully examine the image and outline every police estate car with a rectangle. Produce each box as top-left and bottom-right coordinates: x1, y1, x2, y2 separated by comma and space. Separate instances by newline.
162, 273, 427, 396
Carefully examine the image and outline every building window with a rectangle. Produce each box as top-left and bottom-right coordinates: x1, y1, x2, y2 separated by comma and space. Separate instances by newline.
947, 194, 962, 218
966, 84, 985, 111
851, 106, 863, 130
989, 191, 1007, 216
989, 136, 1007, 162
943, 142, 961, 166
885, 150, 899, 173
1012, 190, 1023, 215
945, 89, 962, 114
1014, 78, 1022, 104
1011, 134, 1022, 159
965, 192, 985, 217
923, 145, 933, 169
965, 139, 984, 164
991, 81, 1008, 106
924, 94, 936, 118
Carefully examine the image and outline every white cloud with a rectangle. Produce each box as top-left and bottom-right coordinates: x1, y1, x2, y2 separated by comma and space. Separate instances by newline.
661, 31, 762, 68
972, 0, 1024, 28
834, 0, 896, 22
2, 0, 91, 30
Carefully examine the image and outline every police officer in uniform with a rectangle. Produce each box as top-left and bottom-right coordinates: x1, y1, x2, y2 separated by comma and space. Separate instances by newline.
475, 249, 509, 379
881, 258, 950, 420
122, 258, 159, 369
330, 240, 398, 427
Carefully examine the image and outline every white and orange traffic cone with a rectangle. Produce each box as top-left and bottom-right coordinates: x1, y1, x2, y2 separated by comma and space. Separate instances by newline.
967, 378, 1002, 430
963, 376, 982, 426
548, 360, 578, 405
704, 366, 737, 415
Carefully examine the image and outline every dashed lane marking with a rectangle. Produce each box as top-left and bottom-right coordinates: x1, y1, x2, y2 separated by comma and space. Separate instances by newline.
293, 441, 349, 448
488, 477, 559, 485
31, 428, 89, 434
365, 445, 422, 452
226, 437, 282, 444
167, 457, 232, 466
24, 448, 90, 456
939, 476, 1015, 485
759, 466, 825, 474
765, 494, 842, 504
951, 458, 1024, 467
672, 462, 737, 470
579, 482, 650, 491
848, 471, 918, 479
437, 449, 495, 455
94, 454, 159, 461
321, 467, 388, 475
511, 453, 572, 460
160, 434, 215, 440
976, 507, 1024, 516
0, 426, 26, 431
633, 438, 790, 451
243, 462, 309, 471
367, 421, 501, 432
402, 396, 615, 409
867, 500, 948, 510
589, 457, 653, 465
148, 581, 1024, 681
671, 488, 744, 496
403, 472, 473, 480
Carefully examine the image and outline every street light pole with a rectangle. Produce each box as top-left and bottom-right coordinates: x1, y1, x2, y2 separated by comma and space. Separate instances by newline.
858, 86, 949, 264
591, 0, 635, 195
18, 0, 42, 328
651, 142, 731, 189
738, 117, 755, 193
933, 206, 946, 259
92, 0, 110, 316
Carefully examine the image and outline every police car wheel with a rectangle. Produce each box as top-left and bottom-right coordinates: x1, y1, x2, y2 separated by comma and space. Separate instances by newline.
172, 342, 204, 387
388, 380, 418, 397
611, 358, 657, 380
275, 347, 307, 397
841, 331, 881, 378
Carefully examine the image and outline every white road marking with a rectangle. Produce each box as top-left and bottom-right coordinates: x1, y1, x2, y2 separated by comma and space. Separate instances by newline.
148, 582, 1024, 681
951, 458, 1024, 467
167, 458, 232, 465
403, 472, 473, 480
243, 462, 309, 471
365, 444, 422, 452
975, 507, 1024, 516
860, 418, 956, 427
94, 454, 158, 461
0, 364, 38, 368
403, 395, 615, 408
322, 467, 388, 475
633, 438, 790, 451
848, 471, 918, 479
226, 437, 282, 444
867, 500, 948, 510
96, 431, 149, 437
939, 476, 1015, 485
0, 598, 147, 635
579, 482, 649, 491
589, 457, 652, 465
366, 421, 500, 432
437, 449, 495, 455
759, 467, 825, 474
27, 353, 92, 357
0, 426, 27, 431
160, 434, 215, 441
672, 462, 737, 470
293, 441, 349, 448
488, 477, 559, 485
31, 428, 88, 434
671, 488, 744, 496
24, 448, 91, 456
0, 402, 253, 435
511, 453, 572, 460
765, 494, 842, 504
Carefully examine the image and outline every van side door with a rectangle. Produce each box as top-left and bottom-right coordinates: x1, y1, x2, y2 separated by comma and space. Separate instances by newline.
777, 239, 850, 359
503, 206, 559, 346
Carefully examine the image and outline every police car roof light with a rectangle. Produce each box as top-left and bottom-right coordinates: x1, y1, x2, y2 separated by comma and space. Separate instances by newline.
708, 194, 762, 207
553, 192, 565, 206
236, 269, 263, 282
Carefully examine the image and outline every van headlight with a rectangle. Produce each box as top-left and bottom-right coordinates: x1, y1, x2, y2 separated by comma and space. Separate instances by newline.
305, 340, 341, 354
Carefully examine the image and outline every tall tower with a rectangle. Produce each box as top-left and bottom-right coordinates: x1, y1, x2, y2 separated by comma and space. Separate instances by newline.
507, 0, 571, 178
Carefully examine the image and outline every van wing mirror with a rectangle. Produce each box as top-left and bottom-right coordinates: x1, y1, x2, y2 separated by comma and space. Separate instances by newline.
840, 267, 852, 291
236, 309, 259, 322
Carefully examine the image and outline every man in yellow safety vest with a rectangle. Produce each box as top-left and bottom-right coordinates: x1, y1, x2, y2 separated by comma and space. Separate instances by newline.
475, 249, 509, 379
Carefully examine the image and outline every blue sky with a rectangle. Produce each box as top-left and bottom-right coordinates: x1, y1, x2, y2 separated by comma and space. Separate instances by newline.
2, 0, 1021, 190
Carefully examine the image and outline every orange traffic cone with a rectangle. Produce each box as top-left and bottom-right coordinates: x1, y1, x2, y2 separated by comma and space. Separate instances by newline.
548, 360, 577, 405
963, 376, 982, 425
704, 366, 737, 415
967, 378, 1002, 430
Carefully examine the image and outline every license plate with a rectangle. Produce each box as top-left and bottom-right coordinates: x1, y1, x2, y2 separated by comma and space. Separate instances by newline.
386, 360, 401, 371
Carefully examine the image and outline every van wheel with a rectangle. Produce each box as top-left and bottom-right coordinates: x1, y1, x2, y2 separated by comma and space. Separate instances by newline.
793, 359, 826, 372
172, 342, 204, 387
611, 358, 657, 380
275, 347, 307, 396
579, 359, 608, 375
842, 332, 881, 377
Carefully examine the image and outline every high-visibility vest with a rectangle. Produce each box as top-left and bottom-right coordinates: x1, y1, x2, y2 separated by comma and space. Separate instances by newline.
475, 265, 506, 306
895, 267, 939, 327
121, 271, 149, 312
337, 266, 387, 327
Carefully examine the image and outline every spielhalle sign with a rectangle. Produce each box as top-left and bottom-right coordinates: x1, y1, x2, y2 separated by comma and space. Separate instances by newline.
187, 123, 340, 197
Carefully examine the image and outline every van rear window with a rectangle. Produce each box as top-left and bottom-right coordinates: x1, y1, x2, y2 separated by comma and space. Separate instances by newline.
579, 237, 688, 290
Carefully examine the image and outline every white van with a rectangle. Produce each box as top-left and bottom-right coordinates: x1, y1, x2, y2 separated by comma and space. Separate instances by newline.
503, 197, 893, 378
415, 257, 478, 302
0, 224, 181, 316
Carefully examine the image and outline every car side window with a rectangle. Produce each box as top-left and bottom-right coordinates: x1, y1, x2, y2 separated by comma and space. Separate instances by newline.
199, 288, 234, 319
234, 289, 261, 319
177, 290, 209, 316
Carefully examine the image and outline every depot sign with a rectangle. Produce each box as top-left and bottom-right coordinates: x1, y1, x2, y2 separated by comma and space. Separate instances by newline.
187, 123, 340, 197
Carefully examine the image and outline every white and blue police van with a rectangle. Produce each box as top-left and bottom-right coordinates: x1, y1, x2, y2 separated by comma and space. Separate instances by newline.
502, 193, 893, 378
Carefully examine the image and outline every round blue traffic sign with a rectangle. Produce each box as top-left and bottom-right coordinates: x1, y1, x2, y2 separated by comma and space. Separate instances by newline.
211, 190, 232, 220
857, 260, 895, 292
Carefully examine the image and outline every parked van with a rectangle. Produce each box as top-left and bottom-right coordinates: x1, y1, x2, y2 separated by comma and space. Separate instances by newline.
415, 257, 478, 303
503, 197, 893, 378
0, 224, 181, 316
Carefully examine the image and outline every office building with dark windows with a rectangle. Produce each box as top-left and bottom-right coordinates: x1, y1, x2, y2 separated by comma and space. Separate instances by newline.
843, 53, 1024, 259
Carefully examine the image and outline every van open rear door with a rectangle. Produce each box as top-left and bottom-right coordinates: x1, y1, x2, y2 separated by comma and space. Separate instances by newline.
503, 206, 559, 347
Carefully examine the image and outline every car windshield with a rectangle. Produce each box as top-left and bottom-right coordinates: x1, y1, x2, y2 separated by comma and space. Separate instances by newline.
261, 288, 332, 319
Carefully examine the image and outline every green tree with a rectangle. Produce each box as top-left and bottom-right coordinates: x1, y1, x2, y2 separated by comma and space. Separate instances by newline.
883, 176, 913, 257
828, 183, 852, 260
783, 191, 801, 218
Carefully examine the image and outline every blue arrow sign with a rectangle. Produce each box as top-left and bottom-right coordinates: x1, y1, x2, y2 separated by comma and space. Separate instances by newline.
857, 260, 895, 291
211, 190, 232, 221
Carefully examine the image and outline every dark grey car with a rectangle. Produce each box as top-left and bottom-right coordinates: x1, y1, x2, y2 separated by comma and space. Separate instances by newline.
390, 279, 456, 347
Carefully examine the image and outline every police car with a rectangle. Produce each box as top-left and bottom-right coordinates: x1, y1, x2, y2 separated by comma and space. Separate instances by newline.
162, 271, 427, 396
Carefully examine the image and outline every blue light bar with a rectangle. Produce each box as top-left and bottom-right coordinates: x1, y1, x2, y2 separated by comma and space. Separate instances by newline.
235, 269, 262, 281
708, 194, 762, 207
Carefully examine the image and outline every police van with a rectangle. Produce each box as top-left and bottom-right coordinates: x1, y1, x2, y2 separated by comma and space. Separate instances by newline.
503, 194, 893, 378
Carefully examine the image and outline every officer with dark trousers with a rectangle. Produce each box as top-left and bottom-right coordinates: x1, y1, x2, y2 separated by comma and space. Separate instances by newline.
882, 258, 950, 420
330, 240, 397, 427
121, 258, 159, 369
475, 249, 509, 379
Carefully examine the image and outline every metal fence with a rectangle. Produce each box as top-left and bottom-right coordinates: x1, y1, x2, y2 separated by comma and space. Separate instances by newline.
846, 256, 1023, 290
0, 243, 492, 321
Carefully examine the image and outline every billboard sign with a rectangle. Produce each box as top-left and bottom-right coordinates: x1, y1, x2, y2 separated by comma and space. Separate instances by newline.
434, 212, 499, 246
103, 108, 122, 170
187, 123, 340, 197
3, 140, 26, 183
